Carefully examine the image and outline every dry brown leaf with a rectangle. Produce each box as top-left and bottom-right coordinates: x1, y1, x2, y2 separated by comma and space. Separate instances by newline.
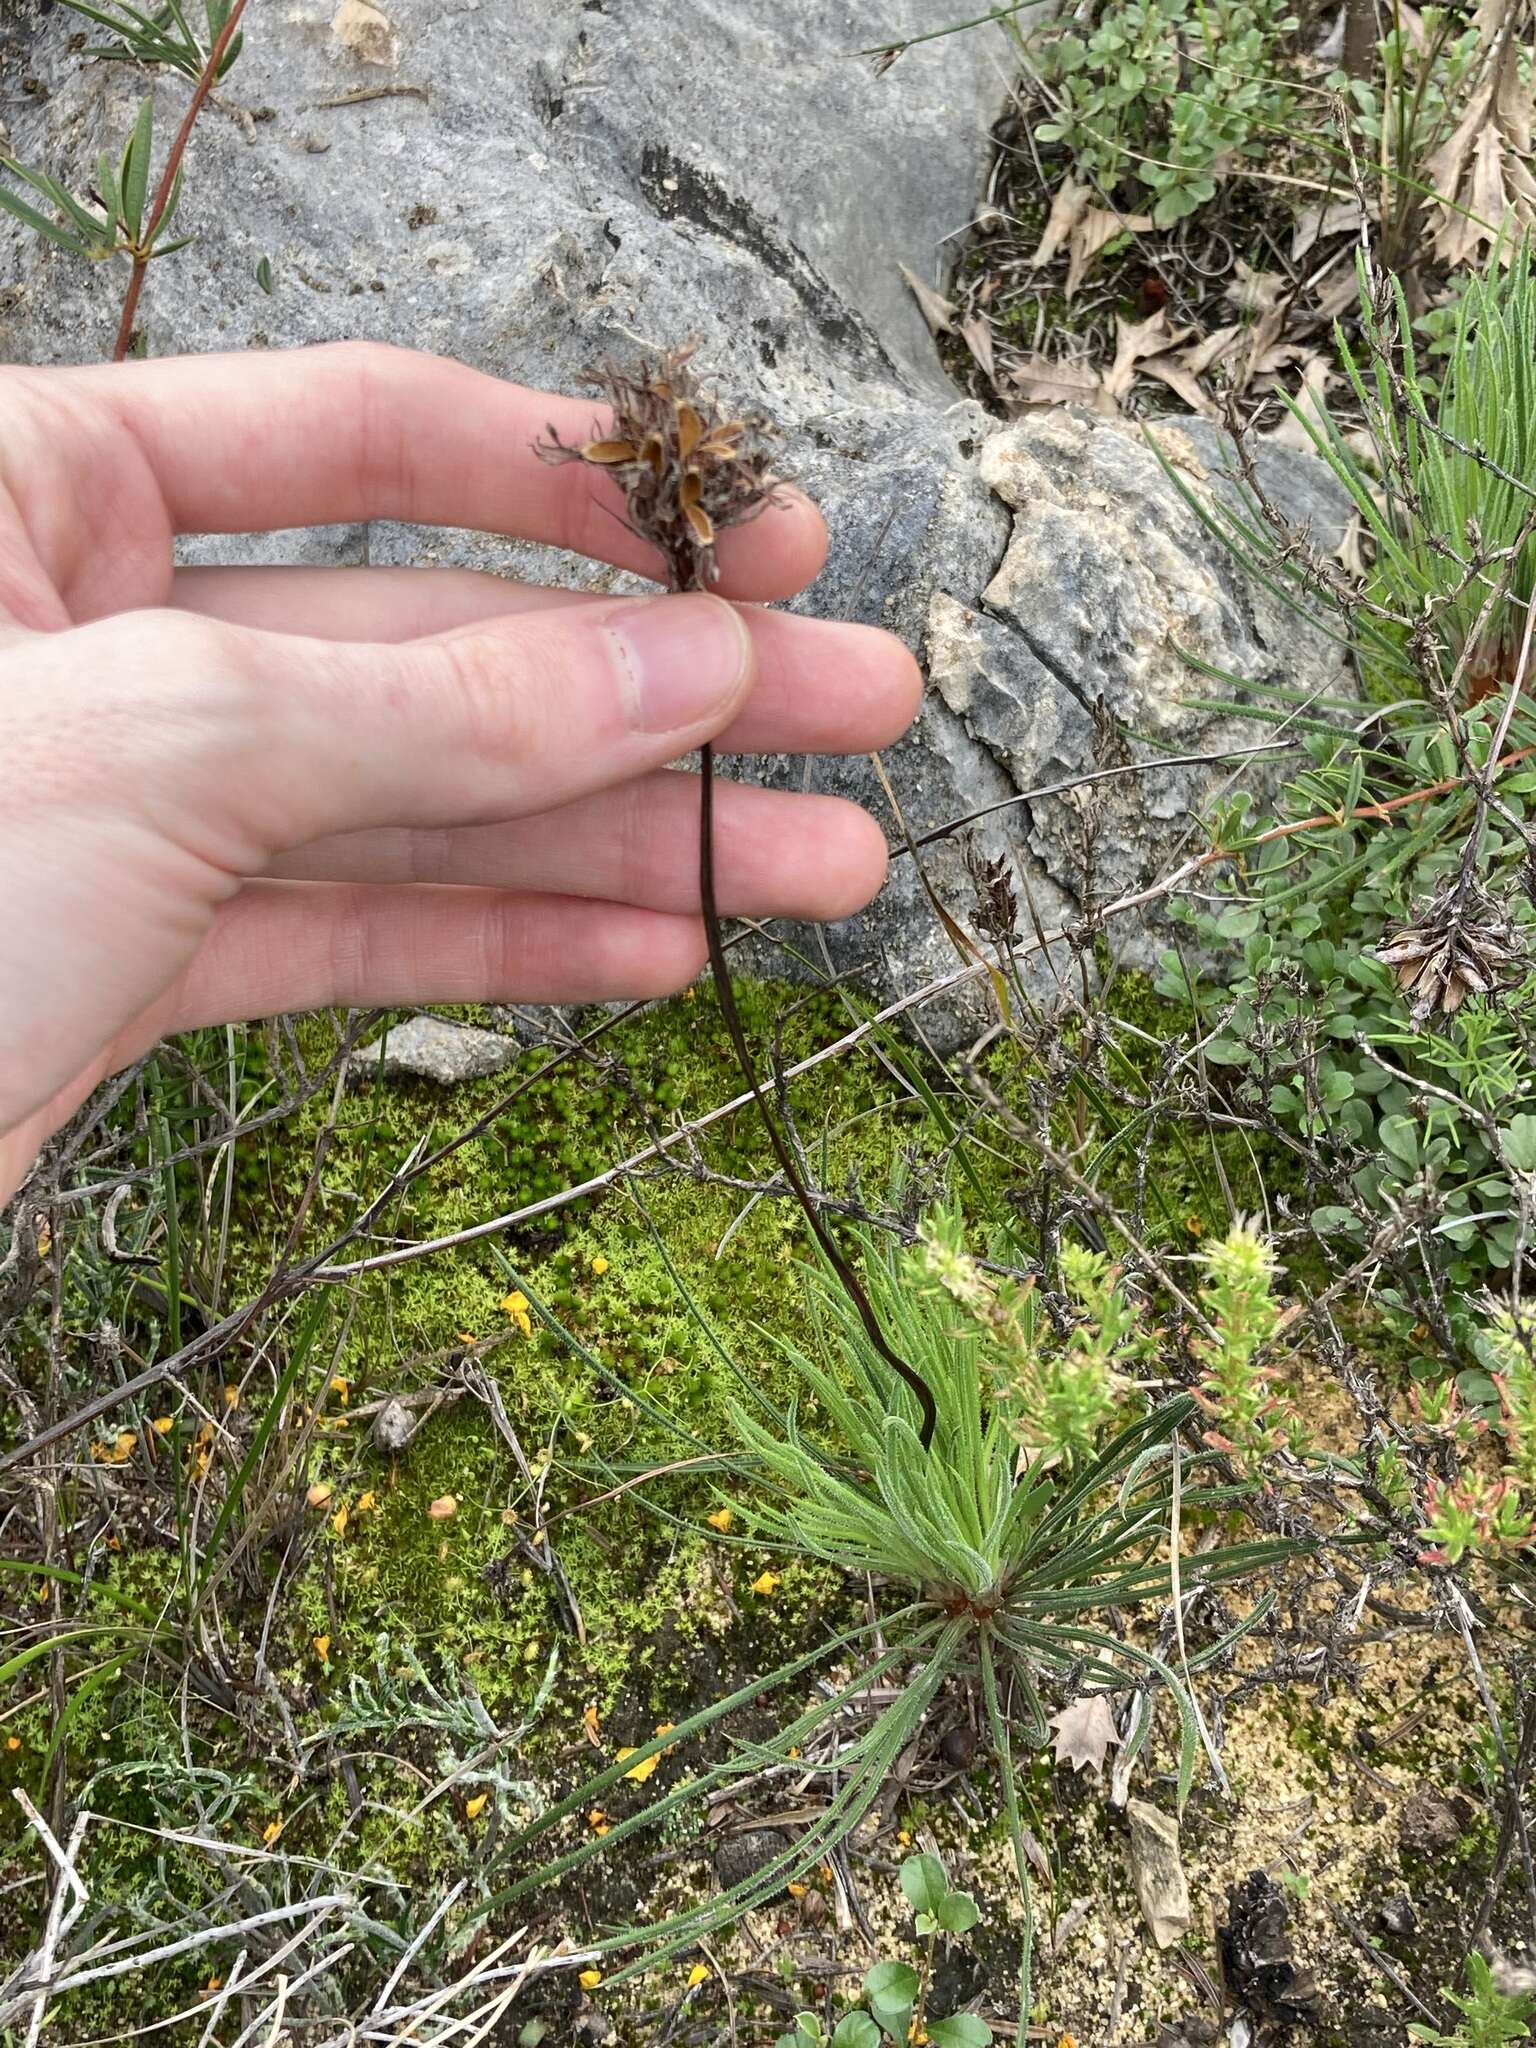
1425, 85, 1495, 265
1139, 354, 1216, 416
899, 264, 955, 337
1225, 259, 1287, 315
1262, 350, 1334, 454
1337, 511, 1371, 580
1104, 310, 1189, 406
1235, 302, 1287, 388
1008, 353, 1103, 408
1424, 1, 1536, 260
1182, 322, 1242, 377
1468, 123, 1513, 251
1029, 179, 1090, 269
1309, 262, 1361, 323
1497, 37, 1534, 154
959, 313, 995, 383
1065, 206, 1153, 299
1423, 48, 1536, 267
1290, 197, 1362, 261
1049, 1695, 1120, 1775
1251, 334, 1308, 380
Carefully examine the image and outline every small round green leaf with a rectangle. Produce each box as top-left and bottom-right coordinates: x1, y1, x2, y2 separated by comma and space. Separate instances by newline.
936, 1888, 980, 1934
864, 1960, 919, 2015
898, 1852, 948, 1915
928, 2016, 993, 2048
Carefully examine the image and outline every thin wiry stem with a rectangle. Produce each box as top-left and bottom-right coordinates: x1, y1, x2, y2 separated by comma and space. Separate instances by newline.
697, 738, 937, 1445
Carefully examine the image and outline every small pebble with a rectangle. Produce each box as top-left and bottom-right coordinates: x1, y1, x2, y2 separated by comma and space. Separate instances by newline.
1378, 1893, 1417, 1937
372, 1397, 416, 1454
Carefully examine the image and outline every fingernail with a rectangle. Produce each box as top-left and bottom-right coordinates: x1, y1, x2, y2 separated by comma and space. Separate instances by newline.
603, 593, 751, 735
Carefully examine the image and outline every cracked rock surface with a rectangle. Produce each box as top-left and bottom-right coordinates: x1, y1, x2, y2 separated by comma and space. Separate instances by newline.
1, 0, 1352, 1043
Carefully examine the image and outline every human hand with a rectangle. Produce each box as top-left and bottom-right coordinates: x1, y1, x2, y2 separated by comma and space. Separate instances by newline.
0, 343, 920, 1206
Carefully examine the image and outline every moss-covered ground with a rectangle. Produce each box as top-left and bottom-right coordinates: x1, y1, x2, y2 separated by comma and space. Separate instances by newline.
0, 982, 1518, 2043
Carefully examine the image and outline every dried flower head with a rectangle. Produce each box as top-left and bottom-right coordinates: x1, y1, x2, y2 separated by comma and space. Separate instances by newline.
1377, 876, 1524, 1023
963, 835, 1019, 943
537, 349, 785, 592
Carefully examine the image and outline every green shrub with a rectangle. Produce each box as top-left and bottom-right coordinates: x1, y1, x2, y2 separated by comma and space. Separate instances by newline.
1409, 1952, 1534, 2048
478, 1222, 1297, 2015
777, 1852, 991, 2048
1031, 0, 1301, 224
1162, 245, 1536, 1318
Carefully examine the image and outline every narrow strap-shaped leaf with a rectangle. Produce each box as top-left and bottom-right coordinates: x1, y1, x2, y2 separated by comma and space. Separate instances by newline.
980, 1636, 1034, 2034
120, 94, 155, 245
0, 181, 93, 256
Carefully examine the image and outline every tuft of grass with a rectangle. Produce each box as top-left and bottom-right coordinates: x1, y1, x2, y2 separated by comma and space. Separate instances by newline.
476, 1220, 1305, 2023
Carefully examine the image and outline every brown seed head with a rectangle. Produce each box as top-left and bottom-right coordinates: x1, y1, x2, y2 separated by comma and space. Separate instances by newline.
537, 349, 785, 591
1377, 876, 1524, 1024
963, 834, 1019, 943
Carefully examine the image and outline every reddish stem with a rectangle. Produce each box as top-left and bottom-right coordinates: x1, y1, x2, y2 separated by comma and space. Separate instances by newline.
112, 0, 250, 363
1203, 743, 1536, 871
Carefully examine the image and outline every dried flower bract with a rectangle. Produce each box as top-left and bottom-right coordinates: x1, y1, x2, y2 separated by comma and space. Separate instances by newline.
537, 349, 785, 592
1378, 875, 1524, 1023
964, 835, 1020, 944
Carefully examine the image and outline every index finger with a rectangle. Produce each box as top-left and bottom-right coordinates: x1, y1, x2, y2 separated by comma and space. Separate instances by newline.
57, 342, 829, 602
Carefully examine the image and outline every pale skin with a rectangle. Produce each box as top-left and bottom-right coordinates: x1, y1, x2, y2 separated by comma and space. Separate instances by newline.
0, 341, 922, 1208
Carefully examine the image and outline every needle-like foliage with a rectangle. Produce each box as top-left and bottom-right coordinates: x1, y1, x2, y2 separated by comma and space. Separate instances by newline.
478, 1225, 1302, 2024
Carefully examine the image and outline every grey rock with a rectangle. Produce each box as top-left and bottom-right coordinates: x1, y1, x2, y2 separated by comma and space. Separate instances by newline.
371, 1395, 418, 1455
711, 1826, 791, 1894
1377, 1891, 1417, 1937
1126, 1798, 1192, 1949
1399, 1783, 1465, 1857
2, 1, 1352, 1049
764, 407, 1353, 1040
348, 1013, 520, 1086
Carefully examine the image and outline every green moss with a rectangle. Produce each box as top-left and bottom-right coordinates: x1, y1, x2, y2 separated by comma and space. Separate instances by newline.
3, 972, 1444, 2030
